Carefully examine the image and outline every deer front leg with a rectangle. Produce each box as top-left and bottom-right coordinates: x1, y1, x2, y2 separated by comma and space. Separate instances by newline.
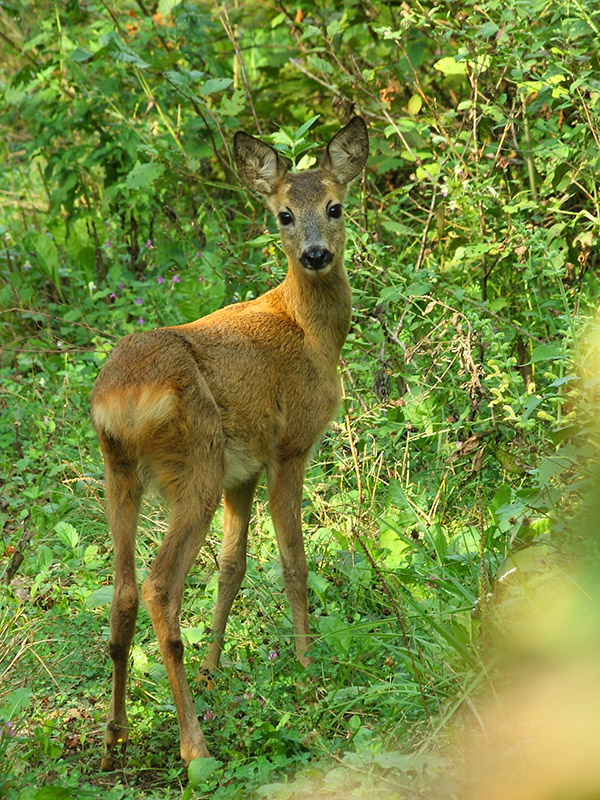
201, 477, 257, 674
267, 457, 312, 666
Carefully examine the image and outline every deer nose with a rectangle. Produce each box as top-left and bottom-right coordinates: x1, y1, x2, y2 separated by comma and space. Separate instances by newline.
300, 247, 333, 271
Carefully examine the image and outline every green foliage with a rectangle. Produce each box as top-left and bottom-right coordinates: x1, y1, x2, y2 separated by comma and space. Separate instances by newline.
1, 0, 599, 797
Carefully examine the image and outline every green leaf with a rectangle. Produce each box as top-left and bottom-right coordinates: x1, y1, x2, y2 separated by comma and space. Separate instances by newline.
16, 788, 38, 800
70, 46, 93, 62
308, 54, 334, 74
530, 344, 564, 363
494, 448, 529, 475
295, 153, 317, 170
1, 687, 32, 719
380, 528, 409, 566
433, 56, 467, 75
489, 297, 507, 311
198, 78, 233, 96
382, 220, 419, 237
219, 87, 245, 116
416, 162, 440, 180
65, 216, 98, 282
188, 757, 221, 787
103, 31, 150, 68
295, 114, 321, 140
85, 586, 114, 608
450, 526, 481, 555
23, 231, 60, 290
181, 626, 205, 645
521, 394, 544, 422
55, 521, 79, 551
125, 162, 165, 190
158, 0, 181, 15
318, 614, 353, 653
479, 21, 500, 38
327, 18, 346, 37
490, 484, 513, 513
407, 94, 423, 114
308, 571, 329, 595
33, 788, 73, 800
270, 12, 286, 28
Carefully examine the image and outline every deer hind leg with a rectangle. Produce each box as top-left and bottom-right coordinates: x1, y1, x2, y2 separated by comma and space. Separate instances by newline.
100, 436, 142, 771
201, 477, 258, 674
268, 457, 312, 667
141, 412, 224, 764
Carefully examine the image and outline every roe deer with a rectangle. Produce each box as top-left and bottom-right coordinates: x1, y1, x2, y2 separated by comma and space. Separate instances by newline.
91, 116, 369, 768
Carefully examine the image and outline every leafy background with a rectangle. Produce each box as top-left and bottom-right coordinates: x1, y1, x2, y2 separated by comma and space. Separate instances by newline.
1, 0, 599, 798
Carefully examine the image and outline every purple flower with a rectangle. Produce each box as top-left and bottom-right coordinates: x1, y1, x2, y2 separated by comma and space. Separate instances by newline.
268, 650, 278, 661
137, 317, 145, 325
1, 721, 16, 738
24, 263, 31, 271
195, 251, 201, 258
203, 709, 216, 721
157, 275, 164, 285
172, 274, 180, 284
145, 238, 153, 249
135, 297, 143, 306
106, 240, 111, 248
110, 292, 117, 300
198, 275, 204, 283
119, 282, 125, 290
56, 341, 63, 349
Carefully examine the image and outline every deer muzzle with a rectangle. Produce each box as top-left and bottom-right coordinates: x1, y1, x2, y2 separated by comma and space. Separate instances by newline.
300, 247, 334, 271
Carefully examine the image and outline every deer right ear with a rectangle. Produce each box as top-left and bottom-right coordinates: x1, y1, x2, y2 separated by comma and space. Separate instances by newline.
234, 132, 289, 196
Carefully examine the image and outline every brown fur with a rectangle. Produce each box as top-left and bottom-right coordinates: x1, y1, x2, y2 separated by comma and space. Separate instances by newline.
91, 117, 369, 768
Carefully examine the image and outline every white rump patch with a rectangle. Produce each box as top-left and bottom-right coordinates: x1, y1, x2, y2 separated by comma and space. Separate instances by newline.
92, 386, 177, 440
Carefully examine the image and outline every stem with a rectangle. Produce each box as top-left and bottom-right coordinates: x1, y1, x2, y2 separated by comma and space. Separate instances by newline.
521, 98, 538, 202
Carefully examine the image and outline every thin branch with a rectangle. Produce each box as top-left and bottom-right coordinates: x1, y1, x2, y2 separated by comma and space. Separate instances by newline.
414, 185, 438, 272
0, 29, 40, 68
214, 0, 261, 137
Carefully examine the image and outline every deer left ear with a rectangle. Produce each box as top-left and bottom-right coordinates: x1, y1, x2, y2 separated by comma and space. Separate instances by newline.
321, 117, 369, 185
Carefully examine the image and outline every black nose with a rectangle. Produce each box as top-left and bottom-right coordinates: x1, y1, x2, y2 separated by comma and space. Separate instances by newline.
300, 247, 333, 270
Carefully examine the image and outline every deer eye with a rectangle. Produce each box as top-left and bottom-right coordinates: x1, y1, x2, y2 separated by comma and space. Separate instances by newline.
278, 211, 293, 226
328, 204, 343, 219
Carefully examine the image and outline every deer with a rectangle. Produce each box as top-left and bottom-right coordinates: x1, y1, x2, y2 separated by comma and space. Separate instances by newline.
91, 116, 369, 769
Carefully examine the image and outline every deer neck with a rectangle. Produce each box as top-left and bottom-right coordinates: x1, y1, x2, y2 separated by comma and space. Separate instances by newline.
280, 257, 352, 361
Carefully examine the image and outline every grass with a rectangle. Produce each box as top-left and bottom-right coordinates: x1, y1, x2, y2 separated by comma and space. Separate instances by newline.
0, 354, 475, 798
2, 260, 598, 799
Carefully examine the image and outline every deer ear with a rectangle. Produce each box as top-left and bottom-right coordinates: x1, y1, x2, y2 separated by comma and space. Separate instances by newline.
234, 132, 289, 196
321, 116, 369, 185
